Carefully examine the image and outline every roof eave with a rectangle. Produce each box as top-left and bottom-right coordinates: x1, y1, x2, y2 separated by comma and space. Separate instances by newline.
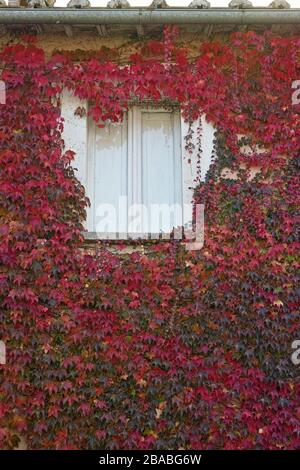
0, 8, 300, 26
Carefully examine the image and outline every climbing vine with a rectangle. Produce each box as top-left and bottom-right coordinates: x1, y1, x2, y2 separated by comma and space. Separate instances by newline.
0, 28, 299, 449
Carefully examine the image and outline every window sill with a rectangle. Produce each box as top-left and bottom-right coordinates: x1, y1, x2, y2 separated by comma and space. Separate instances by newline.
81, 232, 179, 254
83, 231, 177, 241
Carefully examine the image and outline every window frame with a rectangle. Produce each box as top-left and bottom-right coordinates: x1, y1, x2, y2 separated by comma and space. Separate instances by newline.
86, 106, 185, 239
61, 90, 215, 241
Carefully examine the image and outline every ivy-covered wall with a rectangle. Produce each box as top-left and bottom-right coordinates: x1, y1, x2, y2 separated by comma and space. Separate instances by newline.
0, 30, 230, 59
0, 28, 299, 450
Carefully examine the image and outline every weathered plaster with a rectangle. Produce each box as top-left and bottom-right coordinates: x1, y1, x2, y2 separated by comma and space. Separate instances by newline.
0, 31, 209, 59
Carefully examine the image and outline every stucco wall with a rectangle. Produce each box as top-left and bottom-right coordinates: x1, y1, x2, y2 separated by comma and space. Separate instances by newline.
0, 31, 206, 59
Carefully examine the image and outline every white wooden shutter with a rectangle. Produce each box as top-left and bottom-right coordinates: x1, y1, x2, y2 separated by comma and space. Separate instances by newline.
141, 110, 182, 235
88, 118, 128, 236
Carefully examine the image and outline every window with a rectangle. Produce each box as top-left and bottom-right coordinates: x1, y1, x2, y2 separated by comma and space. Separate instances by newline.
87, 107, 182, 238
61, 91, 215, 240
